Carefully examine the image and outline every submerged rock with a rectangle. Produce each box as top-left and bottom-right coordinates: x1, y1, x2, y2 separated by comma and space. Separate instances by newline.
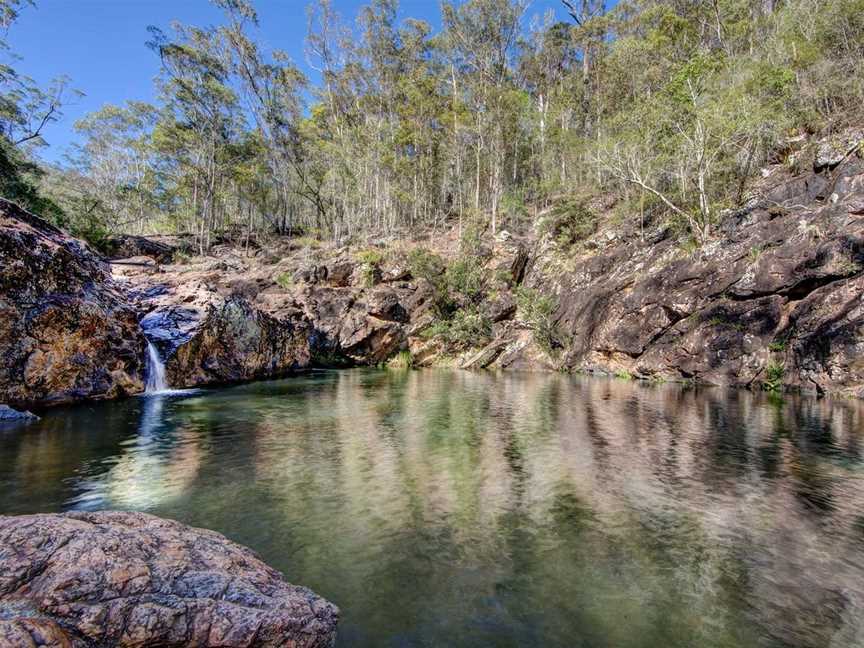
0, 405, 38, 422
0, 199, 145, 408
0, 511, 339, 647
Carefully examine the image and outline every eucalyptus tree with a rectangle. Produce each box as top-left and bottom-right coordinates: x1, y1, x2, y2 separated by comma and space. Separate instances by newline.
441, 0, 528, 234
146, 20, 246, 252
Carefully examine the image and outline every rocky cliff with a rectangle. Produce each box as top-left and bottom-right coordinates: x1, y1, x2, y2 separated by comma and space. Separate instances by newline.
516, 130, 864, 397
0, 199, 145, 408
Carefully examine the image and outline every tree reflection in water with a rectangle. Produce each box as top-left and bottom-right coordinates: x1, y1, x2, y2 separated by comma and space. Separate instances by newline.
1, 369, 863, 647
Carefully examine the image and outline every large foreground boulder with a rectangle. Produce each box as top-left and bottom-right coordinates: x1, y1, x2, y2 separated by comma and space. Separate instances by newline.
0, 199, 145, 407
0, 512, 338, 647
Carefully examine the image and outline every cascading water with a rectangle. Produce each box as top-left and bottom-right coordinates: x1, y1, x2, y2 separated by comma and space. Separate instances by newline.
145, 341, 168, 393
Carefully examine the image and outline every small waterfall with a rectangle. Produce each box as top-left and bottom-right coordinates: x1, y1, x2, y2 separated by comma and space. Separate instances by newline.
145, 341, 168, 393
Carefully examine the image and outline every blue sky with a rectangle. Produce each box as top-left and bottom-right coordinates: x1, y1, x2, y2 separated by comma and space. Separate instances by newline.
8, 0, 575, 163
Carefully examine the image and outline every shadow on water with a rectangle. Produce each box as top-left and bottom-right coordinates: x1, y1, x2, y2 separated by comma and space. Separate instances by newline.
2, 370, 864, 647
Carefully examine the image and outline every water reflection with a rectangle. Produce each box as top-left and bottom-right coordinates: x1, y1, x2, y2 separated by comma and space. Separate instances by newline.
1, 370, 864, 647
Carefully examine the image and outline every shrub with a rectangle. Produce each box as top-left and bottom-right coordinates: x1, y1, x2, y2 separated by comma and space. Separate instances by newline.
762, 361, 785, 392
387, 350, 413, 370
173, 249, 192, 265
515, 286, 564, 355
292, 235, 321, 249
540, 198, 597, 250
459, 220, 484, 256
423, 306, 492, 351
768, 339, 787, 352
407, 247, 446, 284
275, 271, 293, 290
356, 248, 385, 287
356, 248, 385, 265
445, 258, 485, 302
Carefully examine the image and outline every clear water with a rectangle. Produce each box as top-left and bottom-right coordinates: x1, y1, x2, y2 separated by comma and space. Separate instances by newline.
2, 369, 864, 648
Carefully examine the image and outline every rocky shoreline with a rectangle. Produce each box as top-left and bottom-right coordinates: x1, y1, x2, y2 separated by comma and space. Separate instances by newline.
1, 131, 863, 409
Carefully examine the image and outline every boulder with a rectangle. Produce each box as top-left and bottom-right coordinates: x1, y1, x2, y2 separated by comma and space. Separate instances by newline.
814, 128, 863, 171
0, 511, 338, 647
104, 235, 176, 263
0, 199, 145, 407
137, 282, 311, 389
298, 285, 414, 366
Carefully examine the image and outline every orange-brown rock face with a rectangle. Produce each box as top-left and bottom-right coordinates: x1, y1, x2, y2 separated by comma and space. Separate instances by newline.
0, 199, 145, 407
0, 512, 339, 647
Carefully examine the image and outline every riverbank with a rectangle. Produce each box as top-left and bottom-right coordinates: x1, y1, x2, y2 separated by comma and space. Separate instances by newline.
1, 128, 863, 409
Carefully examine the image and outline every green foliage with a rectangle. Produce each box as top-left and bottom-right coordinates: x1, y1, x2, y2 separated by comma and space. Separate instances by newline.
445, 258, 485, 302
275, 271, 293, 290
355, 248, 385, 266
292, 236, 321, 250
768, 340, 787, 353
387, 350, 414, 370
515, 285, 564, 356
540, 198, 597, 250
356, 248, 385, 287
704, 315, 744, 332
748, 245, 767, 263
614, 369, 634, 381
459, 220, 484, 256
762, 361, 785, 393
407, 247, 446, 283
424, 305, 492, 350
173, 249, 191, 265
6, 0, 864, 259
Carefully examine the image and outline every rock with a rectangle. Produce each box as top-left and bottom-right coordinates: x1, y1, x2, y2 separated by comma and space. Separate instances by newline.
296, 284, 417, 366
482, 291, 516, 323
814, 128, 863, 171
0, 511, 338, 647
104, 235, 176, 263
294, 265, 329, 285
0, 199, 146, 408
461, 338, 511, 369
169, 297, 311, 387
325, 260, 355, 287
138, 283, 311, 388
504, 150, 864, 393
784, 274, 864, 398
349, 264, 382, 287
0, 405, 38, 421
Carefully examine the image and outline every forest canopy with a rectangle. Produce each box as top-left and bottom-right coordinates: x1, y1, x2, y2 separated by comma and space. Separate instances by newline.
2, 0, 863, 251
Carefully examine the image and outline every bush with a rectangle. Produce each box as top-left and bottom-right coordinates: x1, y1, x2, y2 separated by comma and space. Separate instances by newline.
515, 286, 564, 355
356, 248, 385, 265
423, 306, 492, 351
445, 258, 485, 302
356, 248, 385, 287
275, 271, 293, 290
387, 350, 414, 370
762, 361, 785, 392
540, 198, 597, 250
407, 247, 446, 284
